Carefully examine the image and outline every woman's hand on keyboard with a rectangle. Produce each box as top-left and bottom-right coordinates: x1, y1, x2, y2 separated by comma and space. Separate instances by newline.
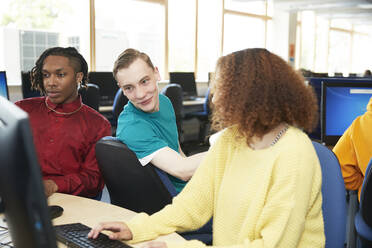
88, 221, 133, 240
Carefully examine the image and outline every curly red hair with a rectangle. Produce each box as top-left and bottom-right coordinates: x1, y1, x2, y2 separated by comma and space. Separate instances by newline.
211, 48, 318, 145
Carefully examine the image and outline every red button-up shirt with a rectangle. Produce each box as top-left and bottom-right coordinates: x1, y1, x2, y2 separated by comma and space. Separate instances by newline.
15, 96, 111, 197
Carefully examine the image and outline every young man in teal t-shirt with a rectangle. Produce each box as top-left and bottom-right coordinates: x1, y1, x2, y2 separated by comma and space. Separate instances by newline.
114, 48, 206, 192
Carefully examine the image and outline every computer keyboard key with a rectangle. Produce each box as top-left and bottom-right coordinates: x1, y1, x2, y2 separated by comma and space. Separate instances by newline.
54, 222, 132, 248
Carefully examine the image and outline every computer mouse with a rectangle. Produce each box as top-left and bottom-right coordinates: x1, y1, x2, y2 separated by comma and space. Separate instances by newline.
49, 205, 64, 219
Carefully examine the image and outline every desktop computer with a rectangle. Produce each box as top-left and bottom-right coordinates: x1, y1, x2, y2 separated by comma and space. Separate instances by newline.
0, 97, 57, 248
0, 97, 132, 248
307, 77, 372, 141
88, 71, 119, 106
169, 72, 198, 100
321, 81, 372, 146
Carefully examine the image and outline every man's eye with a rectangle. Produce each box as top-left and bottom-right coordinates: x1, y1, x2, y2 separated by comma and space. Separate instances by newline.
58, 73, 65, 77
42, 74, 49, 78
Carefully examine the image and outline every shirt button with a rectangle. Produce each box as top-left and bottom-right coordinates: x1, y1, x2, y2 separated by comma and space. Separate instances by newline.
50, 139, 54, 143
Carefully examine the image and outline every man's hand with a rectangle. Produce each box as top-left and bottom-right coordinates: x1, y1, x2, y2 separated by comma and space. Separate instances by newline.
43, 179, 58, 197
88, 222, 133, 240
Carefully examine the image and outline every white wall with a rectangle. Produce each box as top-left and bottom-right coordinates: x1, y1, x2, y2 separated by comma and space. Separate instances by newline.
3, 28, 21, 85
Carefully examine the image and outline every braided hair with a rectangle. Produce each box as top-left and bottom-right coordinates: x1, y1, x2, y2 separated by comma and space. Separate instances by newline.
30, 47, 88, 94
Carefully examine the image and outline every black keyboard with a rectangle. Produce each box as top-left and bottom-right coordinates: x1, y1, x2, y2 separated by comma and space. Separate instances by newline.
54, 222, 132, 248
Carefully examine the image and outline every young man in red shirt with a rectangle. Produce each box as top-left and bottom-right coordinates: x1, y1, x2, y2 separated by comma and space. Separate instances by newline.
15, 47, 111, 198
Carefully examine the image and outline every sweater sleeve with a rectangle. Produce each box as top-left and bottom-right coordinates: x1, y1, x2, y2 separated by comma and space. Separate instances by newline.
333, 124, 363, 191
126, 134, 227, 244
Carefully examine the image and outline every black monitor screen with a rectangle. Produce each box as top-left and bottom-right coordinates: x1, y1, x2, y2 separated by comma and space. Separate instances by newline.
0, 97, 57, 248
169, 72, 197, 98
321, 81, 372, 146
0, 71, 9, 99
21, 71, 41, 99
88, 72, 119, 106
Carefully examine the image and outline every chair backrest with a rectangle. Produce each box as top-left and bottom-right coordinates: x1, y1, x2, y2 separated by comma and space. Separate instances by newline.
312, 141, 347, 248
95, 136, 173, 214
203, 87, 211, 115
112, 89, 129, 123
160, 84, 184, 140
79, 83, 100, 111
96, 136, 213, 244
359, 157, 372, 227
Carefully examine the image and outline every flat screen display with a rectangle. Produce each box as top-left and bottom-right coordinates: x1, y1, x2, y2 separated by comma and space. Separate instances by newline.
321, 81, 372, 145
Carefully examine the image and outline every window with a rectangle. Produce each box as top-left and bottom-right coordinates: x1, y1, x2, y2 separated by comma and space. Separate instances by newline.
196, 0, 222, 81
168, 0, 196, 73
223, 0, 272, 55
328, 30, 351, 76
95, 0, 165, 76
313, 17, 329, 73
0, 0, 89, 85
20, 30, 59, 71
298, 11, 315, 71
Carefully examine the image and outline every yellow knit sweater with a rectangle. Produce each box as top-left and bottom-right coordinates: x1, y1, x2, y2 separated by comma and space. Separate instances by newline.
127, 126, 325, 248
333, 97, 372, 198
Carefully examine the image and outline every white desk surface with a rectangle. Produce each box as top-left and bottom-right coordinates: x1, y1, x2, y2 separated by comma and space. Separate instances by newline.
0, 193, 184, 247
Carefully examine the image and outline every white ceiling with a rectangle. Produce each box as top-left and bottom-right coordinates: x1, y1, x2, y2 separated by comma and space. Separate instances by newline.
274, 0, 372, 25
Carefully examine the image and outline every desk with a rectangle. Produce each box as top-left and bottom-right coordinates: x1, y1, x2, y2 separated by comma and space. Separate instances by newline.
99, 97, 205, 113
0, 193, 184, 247
50, 193, 184, 247
183, 97, 205, 106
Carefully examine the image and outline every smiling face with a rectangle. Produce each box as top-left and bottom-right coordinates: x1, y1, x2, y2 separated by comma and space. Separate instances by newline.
116, 58, 160, 113
42, 55, 83, 104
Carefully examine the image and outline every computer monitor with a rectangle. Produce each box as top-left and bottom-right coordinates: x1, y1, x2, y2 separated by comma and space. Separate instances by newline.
88, 71, 119, 106
307, 77, 372, 140
21, 71, 41, 99
169, 72, 198, 99
321, 81, 372, 146
0, 97, 57, 248
0, 71, 9, 100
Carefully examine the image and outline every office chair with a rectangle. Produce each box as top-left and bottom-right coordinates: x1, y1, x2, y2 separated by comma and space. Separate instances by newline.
311, 141, 347, 248
21, 71, 41, 99
95, 136, 212, 244
354, 158, 372, 247
78, 83, 100, 111
95, 136, 172, 214
185, 87, 212, 144
112, 88, 129, 124
160, 84, 185, 142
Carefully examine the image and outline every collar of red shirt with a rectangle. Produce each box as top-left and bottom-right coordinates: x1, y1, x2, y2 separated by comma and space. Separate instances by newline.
45, 95, 82, 114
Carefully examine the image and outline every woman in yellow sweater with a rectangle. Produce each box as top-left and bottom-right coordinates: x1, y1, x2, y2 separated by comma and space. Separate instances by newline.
89, 48, 325, 248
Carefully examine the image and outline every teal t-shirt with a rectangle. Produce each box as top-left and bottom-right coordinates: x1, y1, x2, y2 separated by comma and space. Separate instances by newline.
116, 94, 186, 192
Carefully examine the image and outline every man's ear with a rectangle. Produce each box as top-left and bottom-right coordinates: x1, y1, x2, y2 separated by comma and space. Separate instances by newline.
154, 66, 161, 81
76, 72, 84, 84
